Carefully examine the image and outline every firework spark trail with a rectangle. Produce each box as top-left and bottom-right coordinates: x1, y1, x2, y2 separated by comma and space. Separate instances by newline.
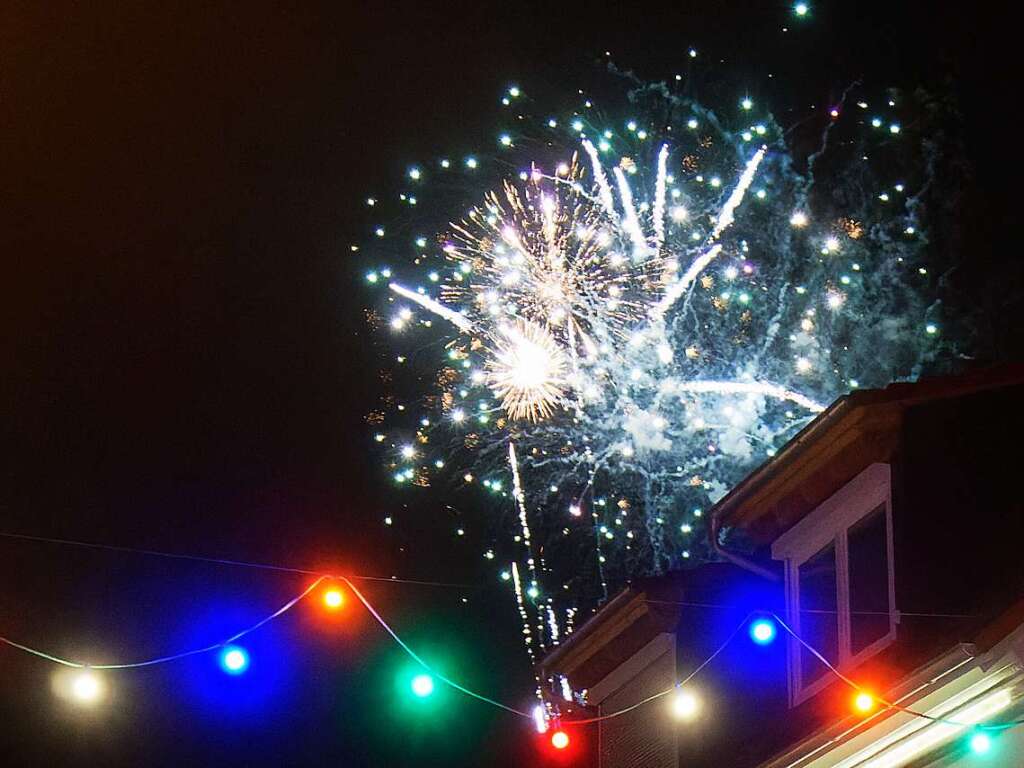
613, 166, 649, 259
581, 139, 616, 216
652, 144, 669, 249
510, 562, 536, 663
651, 245, 723, 316
388, 283, 473, 331
509, 442, 534, 549
712, 145, 767, 237
547, 606, 560, 645
508, 442, 545, 644
674, 380, 826, 412
655, 144, 671, 249
650, 147, 767, 317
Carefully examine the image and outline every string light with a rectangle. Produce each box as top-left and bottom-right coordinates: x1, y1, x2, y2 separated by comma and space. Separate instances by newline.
970, 731, 992, 755
671, 688, 700, 720
323, 587, 345, 610
749, 618, 777, 645
853, 691, 875, 713
70, 669, 104, 704
220, 645, 249, 675
1, 534, 1021, 765
411, 673, 435, 698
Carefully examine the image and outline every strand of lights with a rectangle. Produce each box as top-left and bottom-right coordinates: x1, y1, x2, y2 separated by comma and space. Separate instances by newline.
0, 577, 326, 669
562, 611, 756, 725
557, 611, 1024, 735
338, 575, 531, 717
0, 564, 531, 719
3, 541, 1021, 752
10, 543, 999, 734
387, 282, 473, 332
770, 613, 1022, 731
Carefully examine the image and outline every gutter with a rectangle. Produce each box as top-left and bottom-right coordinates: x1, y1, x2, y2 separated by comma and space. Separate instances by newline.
706, 395, 856, 583
709, 511, 781, 582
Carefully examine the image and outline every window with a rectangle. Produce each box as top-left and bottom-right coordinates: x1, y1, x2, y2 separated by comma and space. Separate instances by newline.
772, 464, 897, 705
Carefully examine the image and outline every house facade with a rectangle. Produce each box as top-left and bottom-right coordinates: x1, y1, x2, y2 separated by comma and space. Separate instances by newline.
538, 366, 1024, 767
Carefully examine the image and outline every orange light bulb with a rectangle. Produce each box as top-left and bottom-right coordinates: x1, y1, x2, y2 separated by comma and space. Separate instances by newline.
853, 692, 875, 713
323, 588, 345, 610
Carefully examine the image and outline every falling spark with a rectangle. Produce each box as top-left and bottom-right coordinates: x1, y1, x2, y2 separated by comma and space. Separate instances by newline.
652, 144, 669, 249
581, 138, 617, 217
388, 283, 472, 331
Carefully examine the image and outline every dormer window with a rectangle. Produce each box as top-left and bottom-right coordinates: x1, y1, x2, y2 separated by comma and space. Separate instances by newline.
772, 463, 897, 706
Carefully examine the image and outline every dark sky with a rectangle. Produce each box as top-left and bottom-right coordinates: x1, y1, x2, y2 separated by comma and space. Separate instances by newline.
0, 2, 1017, 766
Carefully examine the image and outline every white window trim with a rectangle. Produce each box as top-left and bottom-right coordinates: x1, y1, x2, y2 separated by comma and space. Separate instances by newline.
772, 463, 898, 707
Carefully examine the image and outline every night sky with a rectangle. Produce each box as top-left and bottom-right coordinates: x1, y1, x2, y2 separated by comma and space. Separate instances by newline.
1, 2, 1018, 766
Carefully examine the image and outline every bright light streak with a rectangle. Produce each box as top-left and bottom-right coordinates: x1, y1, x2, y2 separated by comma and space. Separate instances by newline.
388, 283, 472, 332
652, 144, 669, 248
712, 146, 766, 237
581, 139, 617, 216
675, 380, 825, 412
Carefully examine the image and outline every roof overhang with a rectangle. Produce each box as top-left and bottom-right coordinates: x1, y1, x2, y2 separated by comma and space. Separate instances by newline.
711, 365, 1024, 543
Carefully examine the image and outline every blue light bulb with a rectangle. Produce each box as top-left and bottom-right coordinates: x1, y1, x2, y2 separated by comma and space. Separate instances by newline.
219, 645, 249, 674
750, 618, 777, 645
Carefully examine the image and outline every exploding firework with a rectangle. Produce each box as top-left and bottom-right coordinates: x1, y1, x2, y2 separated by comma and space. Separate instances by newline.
441, 166, 667, 353
359, 58, 958, 663
487, 320, 567, 422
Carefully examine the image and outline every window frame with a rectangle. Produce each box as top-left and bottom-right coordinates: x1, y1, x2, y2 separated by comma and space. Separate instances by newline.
771, 463, 898, 706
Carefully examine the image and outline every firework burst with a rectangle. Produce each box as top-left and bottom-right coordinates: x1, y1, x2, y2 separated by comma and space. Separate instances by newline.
487, 320, 567, 422
440, 162, 666, 362
360, 62, 955, 663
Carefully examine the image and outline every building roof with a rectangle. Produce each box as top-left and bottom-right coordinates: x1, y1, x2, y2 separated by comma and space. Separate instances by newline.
710, 364, 1024, 543
538, 365, 1024, 766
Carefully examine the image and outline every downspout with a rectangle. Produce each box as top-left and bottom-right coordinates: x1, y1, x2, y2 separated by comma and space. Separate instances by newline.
709, 511, 781, 582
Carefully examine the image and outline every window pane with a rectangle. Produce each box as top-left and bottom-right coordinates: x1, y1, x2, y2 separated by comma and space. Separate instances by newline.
799, 543, 838, 687
849, 505, 891, 654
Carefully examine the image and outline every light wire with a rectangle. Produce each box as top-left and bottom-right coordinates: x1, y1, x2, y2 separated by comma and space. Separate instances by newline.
340, 576, 530, 718
0, 577, 325, 669
0, 530, 477, 588
2, 529, 1020, 731
557, 611, 1023, 733
561, 611, 755, 725
0, 532, 528, 716
769, 612, 1024, 731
